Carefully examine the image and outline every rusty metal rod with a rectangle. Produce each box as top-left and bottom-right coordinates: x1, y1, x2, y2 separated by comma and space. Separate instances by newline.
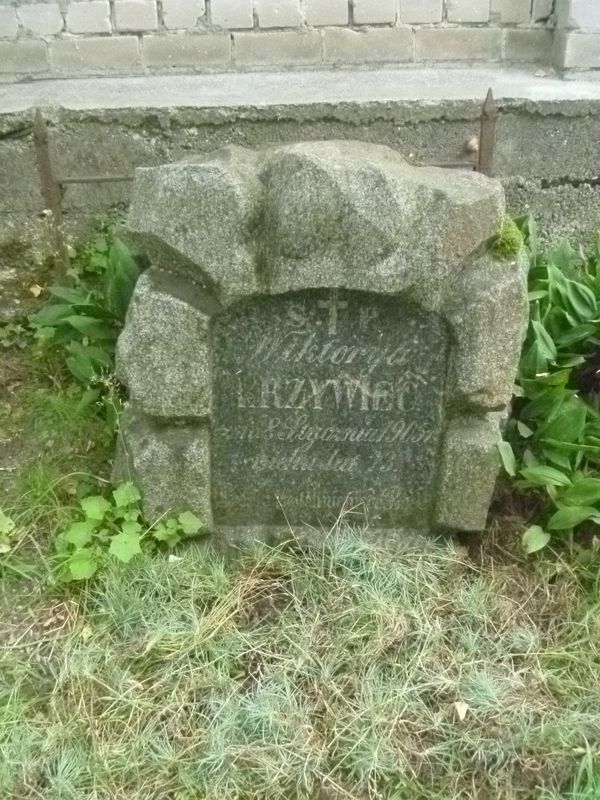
32, 109, 70, 277
58, 174, 134, 185
478, 87, 497, 177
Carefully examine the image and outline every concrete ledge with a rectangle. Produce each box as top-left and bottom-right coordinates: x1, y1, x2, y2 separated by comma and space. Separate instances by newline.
2, 66, 600, 115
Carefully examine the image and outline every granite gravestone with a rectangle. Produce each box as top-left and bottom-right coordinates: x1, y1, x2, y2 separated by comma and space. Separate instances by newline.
115, 141, 528, 539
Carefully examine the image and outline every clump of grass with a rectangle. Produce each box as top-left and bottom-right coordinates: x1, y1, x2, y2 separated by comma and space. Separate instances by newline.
1, 529, 597, 800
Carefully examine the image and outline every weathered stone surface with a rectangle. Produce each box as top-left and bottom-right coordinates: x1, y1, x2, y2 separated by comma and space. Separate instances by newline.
446, 251, 529, 410
115, 408, 212, 523
117, 140, 527, 538
116, 269, 218, 417
211, 290, 449, 528
435, 415, 504, 531
261, 141, 504, 305
127, 146, 263, 304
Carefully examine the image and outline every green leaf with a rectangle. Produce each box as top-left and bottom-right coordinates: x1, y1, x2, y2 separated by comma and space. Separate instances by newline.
121, 520, 142, 537
106, 239, 139, 321
64, 519, 97, 548
520, 465, 572, 487
563, 477, 600, 506
177, 510, 204, 536
517, 421, 533, 438
112, 482, 141, 509
63, 315, 115, 341
540, 396, 587, 444
522, 525, 550, 554
548, 505, 598, 530
532, 320, 557, 362
68, 549, 98, 581
153, 523, 180, 548
0, 508, 15, 536
81, 495, 112, 521
497, 441, 516, 477
565, 279, 597, 320
29, 303, 74, 327
48, 285, 93, 305
528, 290, 548, 301
557, 323, 598, 348
109, 531, 142, 563
66, 352, 95, 384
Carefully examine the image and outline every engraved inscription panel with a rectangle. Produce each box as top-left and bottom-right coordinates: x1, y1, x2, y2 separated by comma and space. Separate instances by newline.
211, 290, 450, 527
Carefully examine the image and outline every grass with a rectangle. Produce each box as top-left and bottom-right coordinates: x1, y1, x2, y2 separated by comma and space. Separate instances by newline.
3, 225, 600, 800
1, 530, 600, 800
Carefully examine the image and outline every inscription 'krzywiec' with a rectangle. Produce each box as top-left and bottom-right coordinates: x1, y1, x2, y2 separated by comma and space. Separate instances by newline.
211, 289, 449, 526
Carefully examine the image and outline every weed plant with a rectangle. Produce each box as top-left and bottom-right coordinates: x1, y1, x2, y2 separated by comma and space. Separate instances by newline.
501, 219, 600, 555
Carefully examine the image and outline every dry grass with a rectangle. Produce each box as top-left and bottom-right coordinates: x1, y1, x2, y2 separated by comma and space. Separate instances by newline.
1, 529, 599, 800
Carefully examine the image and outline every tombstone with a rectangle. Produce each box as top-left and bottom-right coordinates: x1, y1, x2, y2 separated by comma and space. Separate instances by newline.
115, 141, 528, 540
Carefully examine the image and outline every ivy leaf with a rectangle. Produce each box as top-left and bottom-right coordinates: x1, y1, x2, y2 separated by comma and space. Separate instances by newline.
0, 509, 15, 536
68, 549, 98, 581
112, 482, 141, 509
178, 511, 204, 536
64, 519, 97, 548
522, 525, 551, 554
81, 495, 112, 521
109, 531, 142, 563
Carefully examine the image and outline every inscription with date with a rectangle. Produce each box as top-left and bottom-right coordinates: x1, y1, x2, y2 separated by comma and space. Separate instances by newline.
211, 289, 449, 527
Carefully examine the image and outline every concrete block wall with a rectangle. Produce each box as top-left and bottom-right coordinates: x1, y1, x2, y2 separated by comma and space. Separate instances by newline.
554, 0, 600, 71
0, 1, 596, 79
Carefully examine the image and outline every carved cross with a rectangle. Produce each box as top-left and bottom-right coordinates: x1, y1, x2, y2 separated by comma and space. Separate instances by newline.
318, 289, 348, 336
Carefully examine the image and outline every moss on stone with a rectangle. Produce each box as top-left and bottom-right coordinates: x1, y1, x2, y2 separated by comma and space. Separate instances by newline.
490, 218, 524, 260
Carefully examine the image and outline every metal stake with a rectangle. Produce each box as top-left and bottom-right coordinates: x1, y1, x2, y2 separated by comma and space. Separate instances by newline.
32, 108, 70, 277
478, 88, 497, 177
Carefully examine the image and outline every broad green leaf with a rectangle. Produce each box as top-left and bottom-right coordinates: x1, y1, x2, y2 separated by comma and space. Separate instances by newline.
522, 525, 550, 554
548, 505, 597, 530
557, 323, 598, 348
29, 303, 74, 327
520, 465, 572, 487
121, 520, 142, 537
539, 396, 587, 444
528, 290, 547, 301
563, 477, 600, 506
48, 286, 93, 305
69, 548, 98, 581
112, 482, 141, 509
565, 279, 597, 320
541, 447, 572, 470
66, 352, 95, 384
64, 519, 97, 548
109, 531, 142, 563
106, 239, 139, 321
81, 495, 112, 521
63, 315, 115, 341
497, 441, 516, 477
178, 510, 204, 536
153, 523, 181, 548
532, 320, 557, 361
0, 508, 15, 536
67, 341, 113, 368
